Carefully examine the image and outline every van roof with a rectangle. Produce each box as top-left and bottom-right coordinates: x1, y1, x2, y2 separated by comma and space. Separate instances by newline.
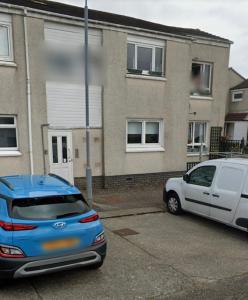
205, 158, 248, 166
0, 175, 80, 199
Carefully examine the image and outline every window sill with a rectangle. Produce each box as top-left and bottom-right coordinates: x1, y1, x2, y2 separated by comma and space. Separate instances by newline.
0, 151, 22, 157
126, 74, 167, 82
232, 100, 243, 103
190, 95, 213, 100
187, 153, 209, 157
0, 61, 17, 68
126, 147, 165, 153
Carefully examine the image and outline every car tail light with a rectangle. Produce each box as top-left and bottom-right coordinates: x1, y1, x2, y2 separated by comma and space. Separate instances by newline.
0, 245, 25, 258
0, 221, 37, 231
93, 232, 105, 245
79, 213, 99, 223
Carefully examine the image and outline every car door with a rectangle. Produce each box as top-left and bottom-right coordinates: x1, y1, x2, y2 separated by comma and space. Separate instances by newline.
210, 163, 246, 223
183, 165, 217, 216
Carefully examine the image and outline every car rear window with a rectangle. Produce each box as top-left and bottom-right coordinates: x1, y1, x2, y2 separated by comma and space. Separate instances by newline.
10, 194, 90, 220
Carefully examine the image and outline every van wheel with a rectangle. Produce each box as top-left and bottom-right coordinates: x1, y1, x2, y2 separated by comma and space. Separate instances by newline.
167, 192, 182, 215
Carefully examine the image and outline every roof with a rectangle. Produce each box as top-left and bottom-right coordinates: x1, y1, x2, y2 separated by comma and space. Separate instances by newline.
1, 0, 231, 44
226, 112, 248, 122
0, 175, 80, 199
229, 67, 246, 81
231, 79, 248, 91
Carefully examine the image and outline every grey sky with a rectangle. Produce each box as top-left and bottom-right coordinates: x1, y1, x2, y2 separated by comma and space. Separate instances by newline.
57, 0, 247, 78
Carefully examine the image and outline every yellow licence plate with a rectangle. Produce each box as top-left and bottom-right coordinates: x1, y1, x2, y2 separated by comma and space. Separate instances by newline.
43, 238, 80, 251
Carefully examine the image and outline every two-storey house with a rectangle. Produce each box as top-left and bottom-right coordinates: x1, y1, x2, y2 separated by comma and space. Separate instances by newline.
0, 0, 232, 188
225, 72, 248, 143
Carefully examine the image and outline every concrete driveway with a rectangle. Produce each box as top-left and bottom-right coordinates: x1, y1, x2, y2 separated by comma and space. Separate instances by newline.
1, 211, 248, 299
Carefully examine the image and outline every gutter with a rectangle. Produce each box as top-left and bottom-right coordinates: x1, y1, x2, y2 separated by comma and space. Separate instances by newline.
0, 2, 232, 46
23, 8, 34, 174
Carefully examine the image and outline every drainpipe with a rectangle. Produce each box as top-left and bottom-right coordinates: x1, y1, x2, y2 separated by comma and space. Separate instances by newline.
23, 9, 34, 174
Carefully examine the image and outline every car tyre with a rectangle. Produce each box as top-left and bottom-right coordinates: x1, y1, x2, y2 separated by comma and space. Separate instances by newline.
167, 192, 183, 215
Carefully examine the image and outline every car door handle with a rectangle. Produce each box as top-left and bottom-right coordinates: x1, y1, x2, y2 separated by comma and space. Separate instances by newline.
203, 192, 210, 195
212, 194, 220, 198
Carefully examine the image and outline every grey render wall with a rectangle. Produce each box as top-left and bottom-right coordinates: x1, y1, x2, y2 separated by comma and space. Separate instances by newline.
189, 43, 230, 127
229, 89, 248, 113
0, 14, 30, 176
0, 9, 231, 184
228, 68, 246, 113
102, 29, 191, 176
188, 43, 230, 163
27, 16, 48, 175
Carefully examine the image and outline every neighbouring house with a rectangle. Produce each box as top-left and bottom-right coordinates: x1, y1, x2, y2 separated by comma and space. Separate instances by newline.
225, 71, 248, 143
0, 0, 233, 188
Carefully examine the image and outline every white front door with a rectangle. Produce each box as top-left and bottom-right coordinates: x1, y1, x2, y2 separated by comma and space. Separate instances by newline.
48, 130, 74, 184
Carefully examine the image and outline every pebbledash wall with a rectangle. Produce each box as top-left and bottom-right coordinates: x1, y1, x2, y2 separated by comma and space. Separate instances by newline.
0, 2, 232, 190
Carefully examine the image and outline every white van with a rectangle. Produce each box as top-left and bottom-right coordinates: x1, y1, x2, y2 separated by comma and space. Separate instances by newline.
164, 158, 248, 231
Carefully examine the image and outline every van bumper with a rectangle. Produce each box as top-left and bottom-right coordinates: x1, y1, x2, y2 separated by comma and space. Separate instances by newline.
0, 242, 106, 279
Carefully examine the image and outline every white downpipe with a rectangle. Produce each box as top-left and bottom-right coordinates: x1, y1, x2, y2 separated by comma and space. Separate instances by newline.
23, 9, 34, 174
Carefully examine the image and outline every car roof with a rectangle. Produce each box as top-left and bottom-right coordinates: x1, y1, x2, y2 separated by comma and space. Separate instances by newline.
0, 175, 80, 199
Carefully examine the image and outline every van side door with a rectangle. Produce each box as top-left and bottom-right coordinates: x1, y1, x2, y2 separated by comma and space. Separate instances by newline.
210, 163, 246, 223
183, 165, 217, 216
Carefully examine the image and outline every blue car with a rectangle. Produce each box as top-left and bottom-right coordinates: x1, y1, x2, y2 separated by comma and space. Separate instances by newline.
0, 174, 106, 279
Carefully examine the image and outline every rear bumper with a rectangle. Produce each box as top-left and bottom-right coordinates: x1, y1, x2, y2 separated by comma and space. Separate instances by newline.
0, 242, 106, 279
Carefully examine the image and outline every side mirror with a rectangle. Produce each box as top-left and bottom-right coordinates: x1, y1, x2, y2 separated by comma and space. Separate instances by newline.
183, 174, 190, 183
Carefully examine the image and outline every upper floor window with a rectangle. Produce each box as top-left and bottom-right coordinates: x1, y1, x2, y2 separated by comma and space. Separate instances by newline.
191, 62, 212, 96
0, 14, 13, 62
232, 91, 243, 102
188, 121, 208, 153
0, 116, 18, 150
127, 36, 165, 77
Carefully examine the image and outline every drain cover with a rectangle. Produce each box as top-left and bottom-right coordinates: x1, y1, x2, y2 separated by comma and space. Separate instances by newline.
113, 228, 139, 237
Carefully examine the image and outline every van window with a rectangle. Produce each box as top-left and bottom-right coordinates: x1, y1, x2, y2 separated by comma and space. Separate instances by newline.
216, 167, 244, 192
188, 166, 216, 187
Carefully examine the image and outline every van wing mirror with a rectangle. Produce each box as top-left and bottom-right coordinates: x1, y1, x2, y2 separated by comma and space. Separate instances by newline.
183, 174, 190, 183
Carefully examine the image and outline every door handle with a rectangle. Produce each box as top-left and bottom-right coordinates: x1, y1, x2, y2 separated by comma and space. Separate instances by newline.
203, 192, 210, 195
212, 194, 220, 198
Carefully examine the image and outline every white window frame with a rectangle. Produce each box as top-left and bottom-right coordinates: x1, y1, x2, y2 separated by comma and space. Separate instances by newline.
0, 115, 18, 151
0, 15, 14, 62
127, 36, 165, 76
126, 119, 164, 152
191, 61, 213, 95
187, 121, 208, 153
232, 90, 244, 102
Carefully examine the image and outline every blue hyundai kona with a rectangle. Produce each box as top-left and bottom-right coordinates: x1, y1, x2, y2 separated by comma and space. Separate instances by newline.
0, 174, 106, 279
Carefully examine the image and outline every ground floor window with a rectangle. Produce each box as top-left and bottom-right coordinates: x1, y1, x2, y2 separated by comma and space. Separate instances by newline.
187, 121, 208, 153
127, 119, 164, 151
0, 116, 18, 150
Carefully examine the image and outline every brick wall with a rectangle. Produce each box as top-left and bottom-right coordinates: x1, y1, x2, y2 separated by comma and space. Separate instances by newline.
75, 171, 184, 191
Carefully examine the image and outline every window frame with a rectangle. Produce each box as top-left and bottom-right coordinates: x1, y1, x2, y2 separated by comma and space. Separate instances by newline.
0, 20, 14, 62
127, 37, 165, 77
232, 90, 244, 102
188, 165, 216, 187
126, 119, 164, 152
191, 61, 213, 96
187, 121, 208, 153
0, 115, 18, 151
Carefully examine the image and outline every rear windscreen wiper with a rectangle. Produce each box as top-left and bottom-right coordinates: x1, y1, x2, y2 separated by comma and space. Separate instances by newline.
56, 212, 82, 219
